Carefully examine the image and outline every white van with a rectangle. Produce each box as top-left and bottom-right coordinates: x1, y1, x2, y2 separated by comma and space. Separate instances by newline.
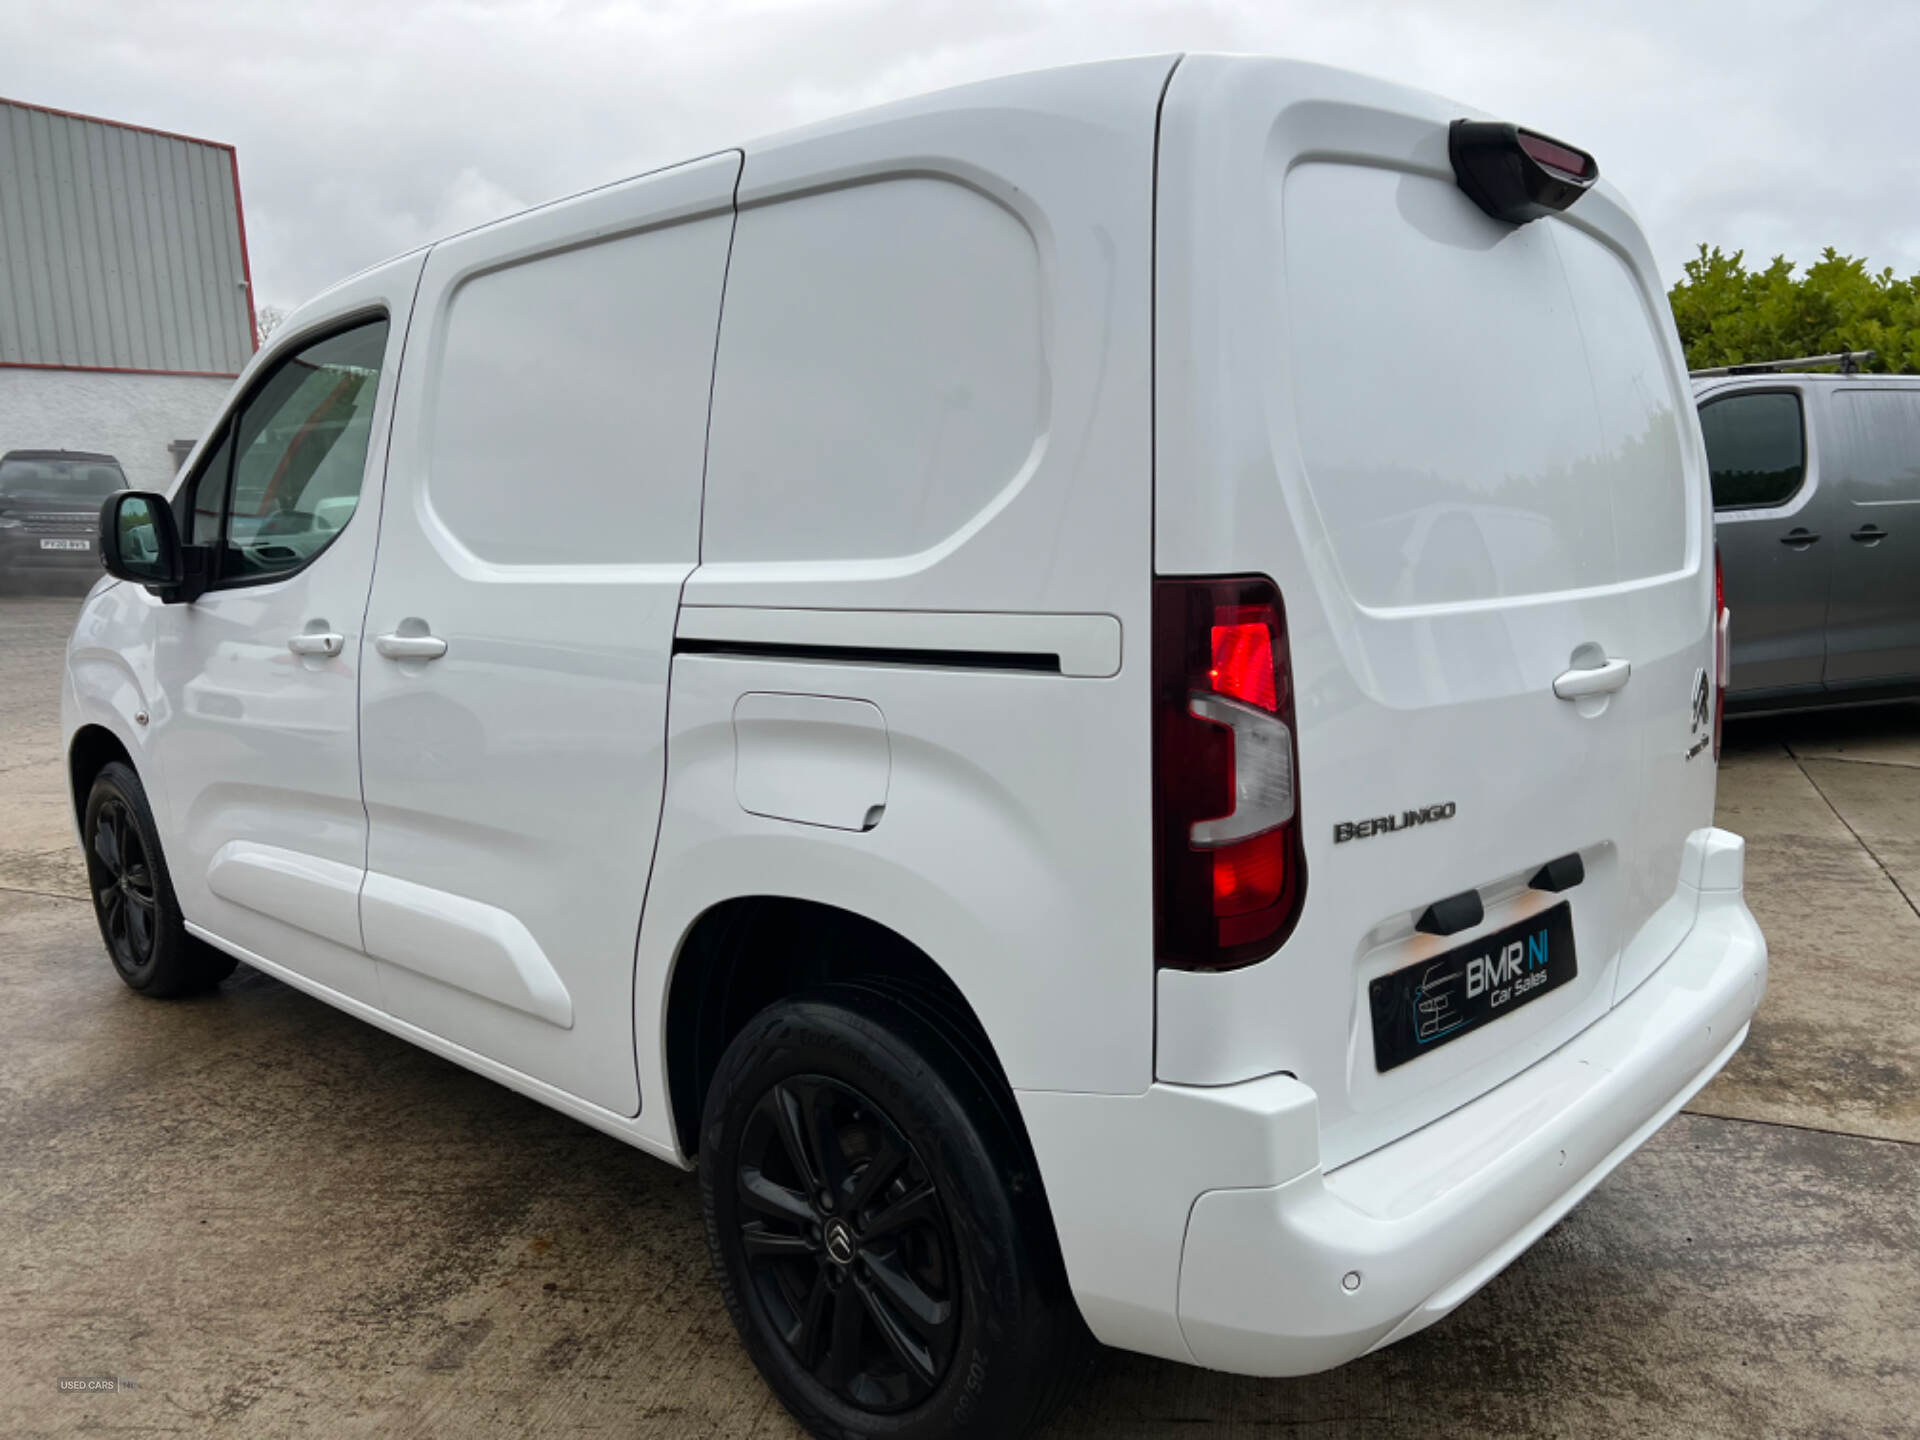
70, 56, 1765, 1440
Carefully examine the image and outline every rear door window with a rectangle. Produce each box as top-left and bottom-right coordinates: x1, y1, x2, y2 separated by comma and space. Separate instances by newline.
1700, 391, 1806, 510
1282, 163, 1688, 607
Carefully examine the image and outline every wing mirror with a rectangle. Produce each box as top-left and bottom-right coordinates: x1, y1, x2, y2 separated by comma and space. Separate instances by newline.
99, 491, 207, 603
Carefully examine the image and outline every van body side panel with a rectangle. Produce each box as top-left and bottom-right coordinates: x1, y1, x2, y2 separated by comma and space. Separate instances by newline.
127, 255, 424, 1007
653, 58, 1174, 1102
1152, 58, 1717, 1167
358, 152, 742, 1117
1822, 384, 1920, 684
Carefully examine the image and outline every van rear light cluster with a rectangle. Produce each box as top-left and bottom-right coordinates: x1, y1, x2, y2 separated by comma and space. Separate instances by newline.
1713, 546, 1730, 762
1153, 577, 1306, 970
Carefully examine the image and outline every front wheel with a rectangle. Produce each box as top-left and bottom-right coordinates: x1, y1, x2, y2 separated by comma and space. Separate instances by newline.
699, 989, 1086, 1440
81, 761, 236, 997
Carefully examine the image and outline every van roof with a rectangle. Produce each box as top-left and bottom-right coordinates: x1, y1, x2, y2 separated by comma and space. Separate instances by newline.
1, 449, 122, 463
1693, 371, 1920, 397
294, 56, 1190, 323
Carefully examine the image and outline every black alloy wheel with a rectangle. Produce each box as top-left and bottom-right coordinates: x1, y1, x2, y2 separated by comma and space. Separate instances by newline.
735, 1074, 959, 1410
90, 794, 159, 975
81, 761, 235, 997
700, 987, 1091, 1440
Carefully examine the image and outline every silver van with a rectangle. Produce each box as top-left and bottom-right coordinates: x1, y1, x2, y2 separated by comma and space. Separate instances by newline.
1699, 364, 1920, 711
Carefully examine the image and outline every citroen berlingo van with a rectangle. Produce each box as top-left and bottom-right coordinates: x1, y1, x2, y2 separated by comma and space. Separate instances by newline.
69, 55, 1766, 1440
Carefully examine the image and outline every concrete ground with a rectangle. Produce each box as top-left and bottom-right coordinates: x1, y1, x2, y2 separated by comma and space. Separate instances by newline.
2, 591, 1915, 1438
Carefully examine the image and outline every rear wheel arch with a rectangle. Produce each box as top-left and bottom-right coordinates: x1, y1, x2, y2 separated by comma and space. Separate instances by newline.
663, 898, 1027, 1171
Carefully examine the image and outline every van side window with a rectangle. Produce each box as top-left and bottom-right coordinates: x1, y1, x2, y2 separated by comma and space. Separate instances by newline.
1831, 389, 1920, 503
1700, 392, 1806, 510
190, 318, 389, 583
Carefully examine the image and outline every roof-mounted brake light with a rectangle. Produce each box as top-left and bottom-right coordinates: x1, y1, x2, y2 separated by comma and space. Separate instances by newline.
1449, 119, 1597, 225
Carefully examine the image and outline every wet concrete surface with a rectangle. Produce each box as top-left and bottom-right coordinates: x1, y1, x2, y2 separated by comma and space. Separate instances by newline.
1696, 711, 1920, 1145
3, 594, 1917, 1437
0, 596, 89, 903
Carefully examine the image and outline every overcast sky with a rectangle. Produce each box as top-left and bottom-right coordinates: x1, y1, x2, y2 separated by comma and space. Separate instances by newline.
5, 0, 1916, 315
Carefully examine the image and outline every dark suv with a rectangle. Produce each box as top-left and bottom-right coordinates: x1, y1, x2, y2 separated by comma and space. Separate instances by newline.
0, 450, 127, 592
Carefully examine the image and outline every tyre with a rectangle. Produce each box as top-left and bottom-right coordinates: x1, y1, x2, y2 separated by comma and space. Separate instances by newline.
80, 761, 236, 997
699, 988, 1088, 1440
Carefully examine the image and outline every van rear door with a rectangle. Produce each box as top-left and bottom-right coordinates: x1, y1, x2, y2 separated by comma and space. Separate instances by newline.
1152, 57, 1716, 1167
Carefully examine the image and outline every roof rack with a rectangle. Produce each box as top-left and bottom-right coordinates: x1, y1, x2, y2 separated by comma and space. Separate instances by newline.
1689, 349, 1876, 378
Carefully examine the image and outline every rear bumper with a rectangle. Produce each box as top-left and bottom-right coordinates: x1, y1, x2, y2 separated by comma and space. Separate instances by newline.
1020, 827, 1766, 1375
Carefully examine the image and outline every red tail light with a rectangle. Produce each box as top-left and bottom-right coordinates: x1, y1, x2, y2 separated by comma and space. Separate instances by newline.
1713, 546, 1729, 762
1153, 577, 1306, 970
1516, 129, 1596, 181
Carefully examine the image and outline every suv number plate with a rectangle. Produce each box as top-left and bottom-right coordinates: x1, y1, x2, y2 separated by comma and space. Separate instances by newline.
1368, 902, 1577, 1072
40, 538, 90, 551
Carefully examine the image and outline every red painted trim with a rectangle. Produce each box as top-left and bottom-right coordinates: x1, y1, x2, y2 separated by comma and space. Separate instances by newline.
228, 147, 260, 353
0, 93, 236, 154
0, 360, 240, 380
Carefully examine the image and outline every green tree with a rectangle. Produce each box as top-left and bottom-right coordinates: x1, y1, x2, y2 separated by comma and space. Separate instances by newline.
1667, 245, 1920, 374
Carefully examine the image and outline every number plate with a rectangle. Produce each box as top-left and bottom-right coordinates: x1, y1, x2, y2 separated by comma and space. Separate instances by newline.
1368, 902, 1577, 1072
39, 538, 90, 551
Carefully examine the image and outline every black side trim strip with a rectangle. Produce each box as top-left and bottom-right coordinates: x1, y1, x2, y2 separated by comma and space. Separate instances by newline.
673, 637, 1060, 674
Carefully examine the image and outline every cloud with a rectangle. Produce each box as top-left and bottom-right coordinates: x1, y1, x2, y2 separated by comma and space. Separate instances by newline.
4, 0, 1915, 309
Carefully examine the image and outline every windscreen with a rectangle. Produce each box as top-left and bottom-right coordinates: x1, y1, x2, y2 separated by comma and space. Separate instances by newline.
1282, 163, 1689, 608
0, 457, 126, 504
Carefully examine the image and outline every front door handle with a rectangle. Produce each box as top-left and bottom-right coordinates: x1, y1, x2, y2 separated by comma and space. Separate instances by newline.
374, 632, 448, 661
1553, 657, 1632, 699
1780, 528, 1821, 547
1851, 524, 1888, 544
287, 632, 344, 657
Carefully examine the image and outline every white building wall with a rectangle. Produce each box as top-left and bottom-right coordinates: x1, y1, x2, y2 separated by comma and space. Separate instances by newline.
0, 367, 233, 490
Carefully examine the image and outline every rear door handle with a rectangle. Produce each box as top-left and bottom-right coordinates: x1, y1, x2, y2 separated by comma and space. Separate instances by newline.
1780, 528, 1821, 547
287, 632, 344, 657
1553, 658, 1632, 699
374, 632, 448, 661
1851, 525, 1887, 544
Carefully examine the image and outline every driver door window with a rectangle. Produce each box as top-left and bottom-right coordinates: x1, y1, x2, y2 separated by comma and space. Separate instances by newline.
1701, 391, 1806, 511
190, 318, 389, 583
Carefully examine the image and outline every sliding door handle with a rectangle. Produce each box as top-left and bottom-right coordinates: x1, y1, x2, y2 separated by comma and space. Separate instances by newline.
1779, 528, 1820, 547
374, 632, 447, 661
